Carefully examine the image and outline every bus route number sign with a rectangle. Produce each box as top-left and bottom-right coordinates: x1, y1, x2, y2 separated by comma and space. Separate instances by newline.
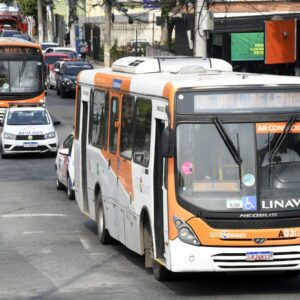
246, 251, 273, 262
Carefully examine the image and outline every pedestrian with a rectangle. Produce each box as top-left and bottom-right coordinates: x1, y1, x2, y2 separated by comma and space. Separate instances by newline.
79, 39, 88, 61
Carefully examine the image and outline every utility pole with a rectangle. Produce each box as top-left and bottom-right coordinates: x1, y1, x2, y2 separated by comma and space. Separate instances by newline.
37, 0, 44, 43
194, 0, 208, 57
104, 1, 112, 67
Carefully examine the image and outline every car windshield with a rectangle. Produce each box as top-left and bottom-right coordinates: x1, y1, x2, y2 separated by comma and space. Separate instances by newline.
64, 65, 92, 75
41, 43, 59, 50
1, 30, 20, 37
0, 60, 43, 93
176, 121, 300, 212
44, 56, 66, 65
7, 110, 50, 125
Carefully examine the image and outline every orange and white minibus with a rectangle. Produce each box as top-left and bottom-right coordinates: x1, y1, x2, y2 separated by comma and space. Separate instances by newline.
0, 37, 45, 120
74, 56, 300, 280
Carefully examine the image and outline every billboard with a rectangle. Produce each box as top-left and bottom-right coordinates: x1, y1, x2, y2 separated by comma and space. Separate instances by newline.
231, 32, 264, 61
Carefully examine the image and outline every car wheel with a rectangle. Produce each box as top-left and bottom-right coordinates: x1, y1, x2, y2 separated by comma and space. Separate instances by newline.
1, 151, 8, 159
57, 83, 60, 95
61, 87, 66, 98
56, 174, 64, 190
67, 174, 75, 200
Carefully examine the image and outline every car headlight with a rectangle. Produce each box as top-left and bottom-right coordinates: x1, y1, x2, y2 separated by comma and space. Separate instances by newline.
63, 79, 71, 86
4, 132, 16, 140
44, 131, 56, 139
173, 215, 200, 246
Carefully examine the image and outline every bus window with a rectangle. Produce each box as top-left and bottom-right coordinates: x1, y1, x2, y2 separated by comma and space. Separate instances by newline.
133, 98, 152, 167
109, 97, 119, 153
90, 90, 108, 149
120, 95, 135, 159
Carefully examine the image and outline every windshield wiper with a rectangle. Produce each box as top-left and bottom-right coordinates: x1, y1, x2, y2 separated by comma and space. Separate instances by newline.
19, 50, 29, 79
213, 118, 243, 188
213, 117, 242, 165
268, 116, 295, 164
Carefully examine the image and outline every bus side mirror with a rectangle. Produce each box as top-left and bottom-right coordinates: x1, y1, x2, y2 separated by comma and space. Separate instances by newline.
161, 127, 175, 158
0, 119, 3, 127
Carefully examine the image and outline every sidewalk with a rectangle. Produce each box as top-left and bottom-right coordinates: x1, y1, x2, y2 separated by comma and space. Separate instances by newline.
85, 56, 104, 68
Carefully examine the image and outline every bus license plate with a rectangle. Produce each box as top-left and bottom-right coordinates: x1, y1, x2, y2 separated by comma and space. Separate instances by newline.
23, 142, 38, 148
246, 251, 273, 261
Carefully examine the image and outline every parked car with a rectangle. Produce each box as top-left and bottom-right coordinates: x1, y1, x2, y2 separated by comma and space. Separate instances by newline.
44, 47, 77, 58
55, 133, 75, 200
41, 42, 60, 54
57, 61, 93, 98
0, 104, 59, 158
48, 58, 79, 90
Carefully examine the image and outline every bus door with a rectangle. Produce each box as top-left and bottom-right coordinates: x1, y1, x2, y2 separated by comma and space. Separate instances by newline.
107, 92, 124, 241
130, 98, 168, 256
152, 100, 169, 260
78, 86, 91, 214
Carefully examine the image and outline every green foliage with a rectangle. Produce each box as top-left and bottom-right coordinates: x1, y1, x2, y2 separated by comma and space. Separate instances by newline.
17, 0, 38, 20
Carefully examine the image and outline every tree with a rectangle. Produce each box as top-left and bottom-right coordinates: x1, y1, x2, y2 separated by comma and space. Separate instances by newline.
17, 0, 38, 20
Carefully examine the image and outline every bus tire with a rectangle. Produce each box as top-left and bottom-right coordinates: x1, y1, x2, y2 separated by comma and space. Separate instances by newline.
96, 193, 112, 244
67, 174, 75, 200
153, 260, 172, 281
143, 220, 171, 281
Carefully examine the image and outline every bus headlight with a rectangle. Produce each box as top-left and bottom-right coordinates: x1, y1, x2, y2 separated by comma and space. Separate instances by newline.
44, 131, 55, 139
4, 132, 16, 140
173, 215, 200, 246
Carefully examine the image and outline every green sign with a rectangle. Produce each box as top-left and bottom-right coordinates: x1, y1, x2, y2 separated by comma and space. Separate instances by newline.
231, 32, 264, 61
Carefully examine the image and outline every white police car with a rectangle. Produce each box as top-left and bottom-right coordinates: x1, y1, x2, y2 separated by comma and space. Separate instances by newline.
55, 133, 75, 200
0, 104, 58, 158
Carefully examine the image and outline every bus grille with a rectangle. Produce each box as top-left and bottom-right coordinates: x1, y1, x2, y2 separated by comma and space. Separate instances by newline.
203, 218, 300, 229
212, 251, 300, 269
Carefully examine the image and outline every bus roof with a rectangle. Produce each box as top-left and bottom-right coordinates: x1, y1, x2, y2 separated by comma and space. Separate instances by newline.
0, 37, 41, 49
78, 57, 300, 98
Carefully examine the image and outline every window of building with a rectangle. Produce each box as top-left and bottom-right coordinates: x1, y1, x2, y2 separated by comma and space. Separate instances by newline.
120, 95, 135, 159
90, 90, 108, 149
133, 98, 152, 167
109, 97, 119, 153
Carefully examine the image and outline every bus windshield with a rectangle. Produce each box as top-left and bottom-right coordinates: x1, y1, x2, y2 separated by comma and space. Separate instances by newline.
0, 60, 43, 94
176, 122, 300, 212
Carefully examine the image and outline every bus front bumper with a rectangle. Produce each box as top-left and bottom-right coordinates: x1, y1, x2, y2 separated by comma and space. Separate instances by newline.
169, 238, 300, 273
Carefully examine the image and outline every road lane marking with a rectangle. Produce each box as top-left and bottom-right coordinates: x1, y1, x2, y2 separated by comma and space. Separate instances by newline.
0, 213, 66, 218
23, 231, 44, 235
80, 237, 91, 250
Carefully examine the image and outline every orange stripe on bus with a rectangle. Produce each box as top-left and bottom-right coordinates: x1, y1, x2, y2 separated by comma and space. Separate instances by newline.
188, 217, 300, 247
0, 92, 45, 107
94, 73, 131, 91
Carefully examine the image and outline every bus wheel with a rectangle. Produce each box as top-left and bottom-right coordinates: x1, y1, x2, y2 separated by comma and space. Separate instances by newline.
144, 221, 171, 281
97, 193, 113, 244
67, 175, 75, 200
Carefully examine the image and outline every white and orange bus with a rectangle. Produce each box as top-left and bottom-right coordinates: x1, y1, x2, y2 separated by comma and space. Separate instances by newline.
74, 56, 300, 280
0, 37, 45, 120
